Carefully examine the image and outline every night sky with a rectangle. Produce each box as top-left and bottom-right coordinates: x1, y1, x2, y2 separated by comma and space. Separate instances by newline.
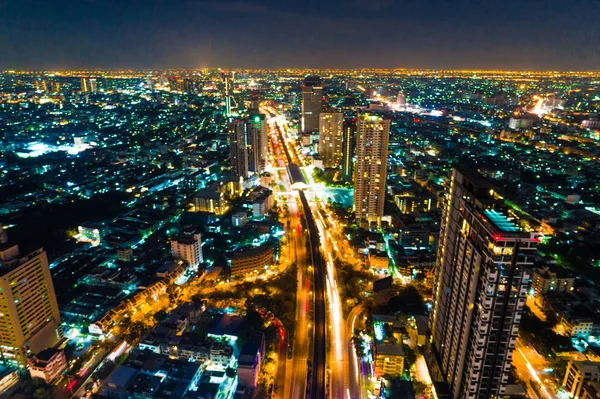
1, 0, 599, 70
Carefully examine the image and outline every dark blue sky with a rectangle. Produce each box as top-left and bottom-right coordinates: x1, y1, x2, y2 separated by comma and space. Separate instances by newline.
1, 0, 599, 70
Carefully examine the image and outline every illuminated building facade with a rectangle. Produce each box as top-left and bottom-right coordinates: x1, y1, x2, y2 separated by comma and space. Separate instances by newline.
0, 245, 62, 367
301, 76, 322, 133
429, 168, 536, 399
318, 111, 344, 168
229, 112, 267, 177
171, 228, 203, 268
341, 118, 356, 183
247, 112, 268, 173
353, 113, 390, 223
229, 245, 274, 277
229, 119, 249, 179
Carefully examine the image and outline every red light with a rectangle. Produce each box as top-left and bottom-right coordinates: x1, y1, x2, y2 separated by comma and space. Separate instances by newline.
67, 380, 77, 390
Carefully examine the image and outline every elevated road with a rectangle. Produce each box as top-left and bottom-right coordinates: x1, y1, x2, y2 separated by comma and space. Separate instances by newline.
270, 115, 326, 399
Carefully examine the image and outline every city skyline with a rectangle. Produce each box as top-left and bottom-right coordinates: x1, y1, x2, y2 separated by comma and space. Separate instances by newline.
2, 0, 600, 70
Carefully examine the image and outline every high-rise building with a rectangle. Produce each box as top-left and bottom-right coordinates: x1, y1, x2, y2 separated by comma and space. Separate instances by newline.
0, 243, 62, 367
228, 108, 267, 178
81, 77, 88, 93
341, 118, 356, 183
229, 119, 249, 179
301, 76, 323, 133
89, 78, 97, 93
246, 112, 268, 174
353, 113, 390, 223
318, 111, 344, 168
429, 168, 537, 399
171, 228, 203, 268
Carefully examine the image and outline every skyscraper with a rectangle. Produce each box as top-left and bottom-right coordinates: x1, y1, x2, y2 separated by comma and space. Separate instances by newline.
429, 168, 536, 399
301, 76, 323, 134
229, 119, 249, 179
246, 112, 268, 174
229, 110, 268, 177
341, 118, 356, 183
353, 113, 390, 223
80, 77, 88, 93
89, 78, 97, 93
0, 243, 62, 367
318, 111, 344, 168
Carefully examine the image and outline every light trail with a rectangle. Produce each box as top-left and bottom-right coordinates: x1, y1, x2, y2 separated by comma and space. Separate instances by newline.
517, 347, 555, 399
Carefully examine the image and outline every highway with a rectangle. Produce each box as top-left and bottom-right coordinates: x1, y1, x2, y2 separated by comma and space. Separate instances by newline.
266, 112, 312, 399
265, 106, 327, 399
299, 191, 327, 399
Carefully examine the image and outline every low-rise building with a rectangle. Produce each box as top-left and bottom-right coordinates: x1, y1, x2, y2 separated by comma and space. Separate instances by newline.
194, 183, 229, 215
582, 381, 600, 399
563, 360, 600, 399
237, 334, 265, 389
228, 245, 274, 277
101, 350, 203, 399
532, 265, 576, 297
172, 227, 203, 267
374, 342, 405, 378
27, 348, 67, 383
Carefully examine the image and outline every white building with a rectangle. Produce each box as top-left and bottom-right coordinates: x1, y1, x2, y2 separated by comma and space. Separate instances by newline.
171, 228, 202, 268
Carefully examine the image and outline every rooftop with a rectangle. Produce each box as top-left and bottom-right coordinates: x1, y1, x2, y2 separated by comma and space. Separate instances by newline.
483, 209, 520, 232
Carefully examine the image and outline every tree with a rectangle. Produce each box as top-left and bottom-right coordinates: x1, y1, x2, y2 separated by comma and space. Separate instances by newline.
225, 366, 237, 379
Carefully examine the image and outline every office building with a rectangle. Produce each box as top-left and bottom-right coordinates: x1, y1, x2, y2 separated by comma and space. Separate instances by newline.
563, 360, 600, 399
171, 228, 203, 268
301, 76, 323, 133
429, 168, 537, 399
353, 113, 390, 223
229, 119, 249, 179
0, 243, 62, 367
341, 118, 356, 183
89, 78, 97, 93
318, 111, 344, 168
80, 77, 88, 93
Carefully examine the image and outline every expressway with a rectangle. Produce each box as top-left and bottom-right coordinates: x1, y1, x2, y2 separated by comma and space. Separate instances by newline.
266, 113, 312, 399
265, 108, 327, 399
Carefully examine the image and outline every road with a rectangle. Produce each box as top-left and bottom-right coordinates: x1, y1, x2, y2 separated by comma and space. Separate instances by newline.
300, 191, 327, 399
512, 340, 558, 399
266, 111, 312, 399
264, 106, 326, 399
347, 305, 365, 399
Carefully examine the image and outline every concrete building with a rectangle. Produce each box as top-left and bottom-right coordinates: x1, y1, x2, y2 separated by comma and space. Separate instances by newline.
246, 112, 268, 174
27, 348, 67, 383
582, 381, 600, 399
229, 245, 274, 277
429, 168, 537, 399
229, 119, 249, 179
318, 111, 344, 168
563, 360, 600, 399
354, 113, 390, 224
171, 228, 203, 268
194, 183, 229, 215
0, 244, 62, 367
237, 334, 265, 389
301, 76, 322, 133
532, 265, 576, 297
374, 343, 405, 378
